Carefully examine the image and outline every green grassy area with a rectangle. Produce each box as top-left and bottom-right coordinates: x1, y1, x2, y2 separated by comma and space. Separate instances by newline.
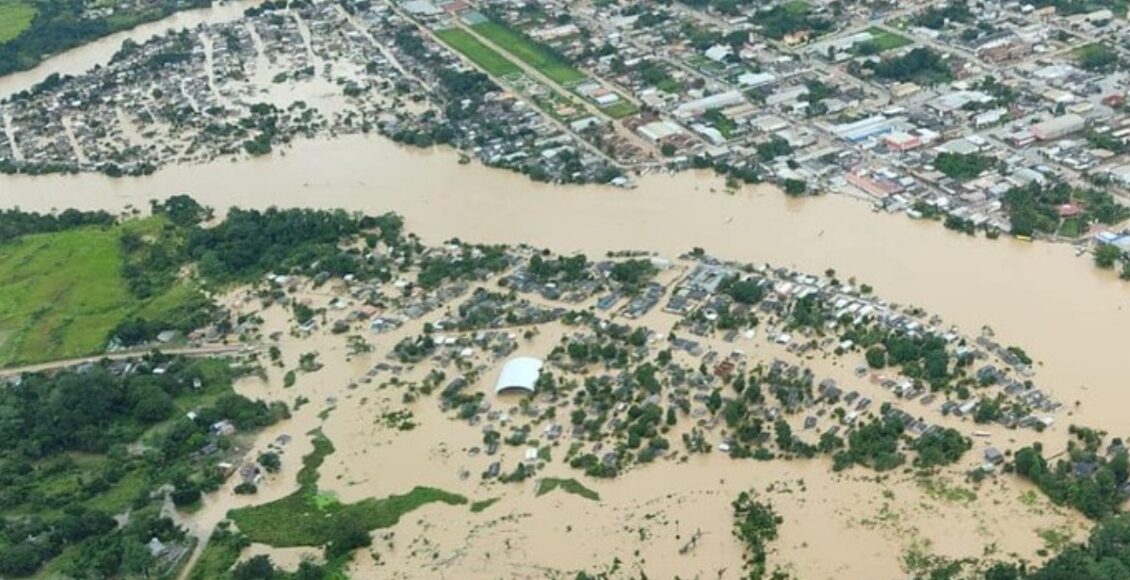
472, 20, 585, 85
600, 99, 639, 119
0, 0, 35, 44
188, 527, 244, 580
0, 218, 193, 366
535, 477, 600, 501
781, 0, 812, 14
435, 27, 521, 78
227, 431, 467, 547
1059, 217, 1084, 238
865, 27, 912, 51
1073, 42, 1120, 71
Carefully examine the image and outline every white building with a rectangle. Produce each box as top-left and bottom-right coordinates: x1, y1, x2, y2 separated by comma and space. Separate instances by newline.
495, 357, 544, 394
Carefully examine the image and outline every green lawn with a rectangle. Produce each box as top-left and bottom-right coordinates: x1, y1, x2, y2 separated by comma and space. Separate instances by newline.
472, 20, 586, 85
781, 0, 812, 14
600, 99, 638, 119
865, 27, 912, 51
0, 218, 193, 366
228, 432, 467, 547
1059, 217, 1084, 238
435, 27, 521, 78
0, 0, 35, 44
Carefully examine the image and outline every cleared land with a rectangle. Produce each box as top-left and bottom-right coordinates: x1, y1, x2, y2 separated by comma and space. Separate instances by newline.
0, 0, 35, 44
0, 219, 192, 366
472, 20, 586, 85
435, 27, 521, 77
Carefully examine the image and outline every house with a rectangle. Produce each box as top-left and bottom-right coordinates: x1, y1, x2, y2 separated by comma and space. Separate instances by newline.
1073, 461, 1100, 479
238, 464, 262, 485
984, 447, 1005, 465
147, 537, 167, 558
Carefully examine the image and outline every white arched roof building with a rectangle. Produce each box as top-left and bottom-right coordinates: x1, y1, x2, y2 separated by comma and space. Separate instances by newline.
495, 357, 543, 394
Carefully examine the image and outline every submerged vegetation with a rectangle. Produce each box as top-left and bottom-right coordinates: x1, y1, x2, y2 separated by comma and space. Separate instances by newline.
228, 431, 466, 549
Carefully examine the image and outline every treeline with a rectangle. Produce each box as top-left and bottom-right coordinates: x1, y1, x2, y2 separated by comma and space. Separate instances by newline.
0, 207, 114, 243
188, 207, 378, 281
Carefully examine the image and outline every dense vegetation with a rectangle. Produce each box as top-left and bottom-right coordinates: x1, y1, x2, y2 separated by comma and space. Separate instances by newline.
858, 47, 953, 85
754, 1, 833, 41
1003, 182, 1129, 237
912, 2, 973, 29
0, 355, 286, 577
1074, 43, 1120, 72
1012, 428, 1129, 520
0, 0, 211, 77
934, 152, 997, 181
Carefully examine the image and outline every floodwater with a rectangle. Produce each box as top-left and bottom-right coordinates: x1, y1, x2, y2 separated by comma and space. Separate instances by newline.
1, 134, 1128, 437
189, 279, 1083, 579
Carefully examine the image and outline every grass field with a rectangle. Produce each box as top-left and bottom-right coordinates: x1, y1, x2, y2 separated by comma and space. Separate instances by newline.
0, 0, 36, 44
228, 432, 467, 547
472, 20, 586, 85
435, 27, 521, 77
781, 0, 812, 14
0, 218, 192, 366
1059, 217, 1084, 238
865, 27, 912, 51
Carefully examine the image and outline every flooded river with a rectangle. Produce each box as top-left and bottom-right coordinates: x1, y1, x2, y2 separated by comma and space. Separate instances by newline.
0, 134, 1128, 435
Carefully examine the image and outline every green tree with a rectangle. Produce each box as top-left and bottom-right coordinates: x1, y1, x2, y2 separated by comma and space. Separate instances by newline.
865, 346, 887, 369
258, 451, 281, 473
233, 554, 276, 580
1095, 245, 1121, 269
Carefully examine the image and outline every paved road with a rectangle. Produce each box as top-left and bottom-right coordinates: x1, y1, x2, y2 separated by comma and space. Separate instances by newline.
0, 343, 255, 377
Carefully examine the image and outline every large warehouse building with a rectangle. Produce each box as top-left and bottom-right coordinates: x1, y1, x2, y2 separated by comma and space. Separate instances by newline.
494, 357, 543, 394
